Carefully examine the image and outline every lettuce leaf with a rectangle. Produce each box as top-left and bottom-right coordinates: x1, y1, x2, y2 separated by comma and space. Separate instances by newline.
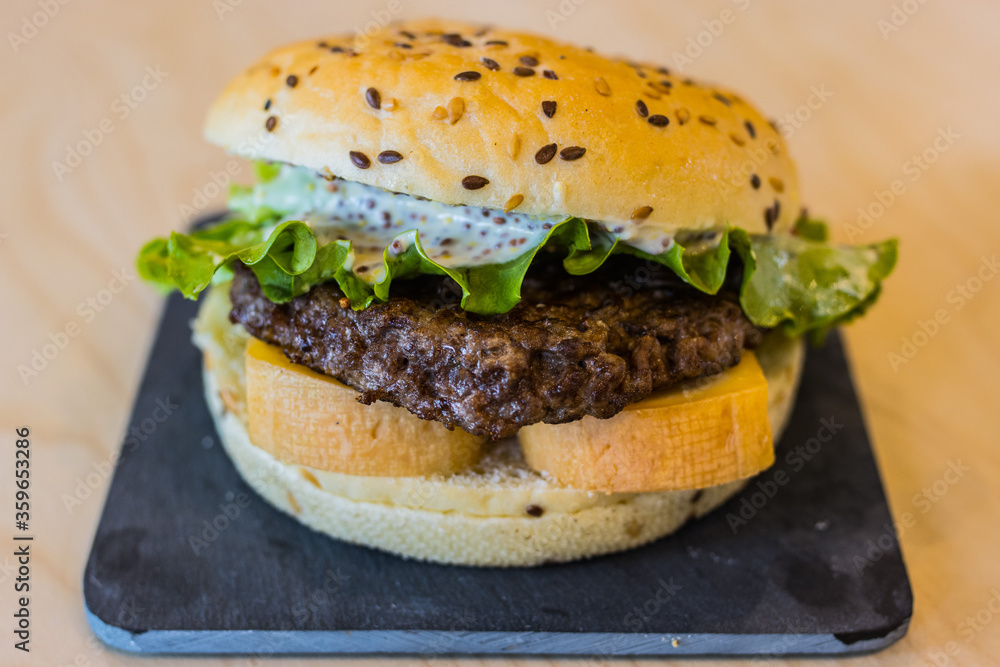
137, 211, 896, 337
732, 228, 897, 337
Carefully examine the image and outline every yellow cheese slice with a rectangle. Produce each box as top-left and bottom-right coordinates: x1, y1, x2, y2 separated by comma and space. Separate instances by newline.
518, 352, 773, 492
245, 337, 485, 476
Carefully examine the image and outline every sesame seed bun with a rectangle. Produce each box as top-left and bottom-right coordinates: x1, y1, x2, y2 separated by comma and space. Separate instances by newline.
205, 18, 800, 236
193, 284, 804, 566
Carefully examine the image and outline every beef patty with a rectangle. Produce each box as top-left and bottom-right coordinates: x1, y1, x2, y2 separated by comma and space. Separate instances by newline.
229, 258, 763, 439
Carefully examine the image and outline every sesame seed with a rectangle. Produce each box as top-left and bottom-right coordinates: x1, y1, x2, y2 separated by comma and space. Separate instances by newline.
308, 65, 318, 75
330, 46, 345, 53
648, 114, 669, 127
542, 69, 558, 80
676, 108, 690, 125
698, 115, 717, 126
542, 100, 557, 118
442, 34, 472, 47
317, 41, 328, 48
508, 133, 521, 159
635, 99, 648, 117
454, 71, 482, 81
559, 146, 586, 160
377, 150, 403, 164
349, 151, 371, 169
535, 143, 557, 164
643, 87, 662, 100
513, 66, 535, 77
631, 206, 654, 220
713, 92, 732, 106
265, 116, 277, 132
594, 77, 611, 96
462, 175, 489, 190
365, 87, 381, 110
481, 57, 500, 71
764, 199, 781, 230
394, 42, 412, 49
520, 55, 539, 67
263, 98, 271, 111
750, 174, 761, 189
504, 194, 524, 212
431, 106, 447, 120
744, 120, 756, 139
286, 74, 299, 88
526, 504, 544, 517
382, 97, 397, 111
769, 176, 785, 193
447, 96, 465, 124
649, 81, 671, 95
484, 40, 508, 47
399, 30, 416, 40
729, 132, 745, 146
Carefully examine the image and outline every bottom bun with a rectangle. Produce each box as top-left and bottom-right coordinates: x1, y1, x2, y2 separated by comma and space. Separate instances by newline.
195, 284, 805, 567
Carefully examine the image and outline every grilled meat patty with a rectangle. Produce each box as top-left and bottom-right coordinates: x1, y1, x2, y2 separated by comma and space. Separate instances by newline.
229, 258, 763, 439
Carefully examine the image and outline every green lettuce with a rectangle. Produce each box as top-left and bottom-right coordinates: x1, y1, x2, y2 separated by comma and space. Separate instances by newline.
137, 168, 896, 336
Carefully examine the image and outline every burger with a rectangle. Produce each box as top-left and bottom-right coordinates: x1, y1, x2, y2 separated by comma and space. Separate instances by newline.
137, 19, 896, 566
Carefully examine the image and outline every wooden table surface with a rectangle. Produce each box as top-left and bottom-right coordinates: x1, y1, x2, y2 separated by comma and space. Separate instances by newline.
3, 1, 998, 665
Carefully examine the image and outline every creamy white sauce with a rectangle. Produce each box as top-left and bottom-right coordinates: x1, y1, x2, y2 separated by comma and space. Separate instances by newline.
239, 165, 673, 284
304, 179, 563, 283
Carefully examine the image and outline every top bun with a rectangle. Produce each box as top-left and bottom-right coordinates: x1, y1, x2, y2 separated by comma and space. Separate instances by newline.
205, 18, 800, 236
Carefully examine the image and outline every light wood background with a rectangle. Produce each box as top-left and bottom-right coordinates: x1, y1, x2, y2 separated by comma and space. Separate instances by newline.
2, 1, 999, 665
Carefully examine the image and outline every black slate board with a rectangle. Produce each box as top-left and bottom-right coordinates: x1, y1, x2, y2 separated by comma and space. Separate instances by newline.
84, 292, 912, 656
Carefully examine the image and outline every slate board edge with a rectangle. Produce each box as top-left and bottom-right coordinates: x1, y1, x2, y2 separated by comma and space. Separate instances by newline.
85, 606, 909, 656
